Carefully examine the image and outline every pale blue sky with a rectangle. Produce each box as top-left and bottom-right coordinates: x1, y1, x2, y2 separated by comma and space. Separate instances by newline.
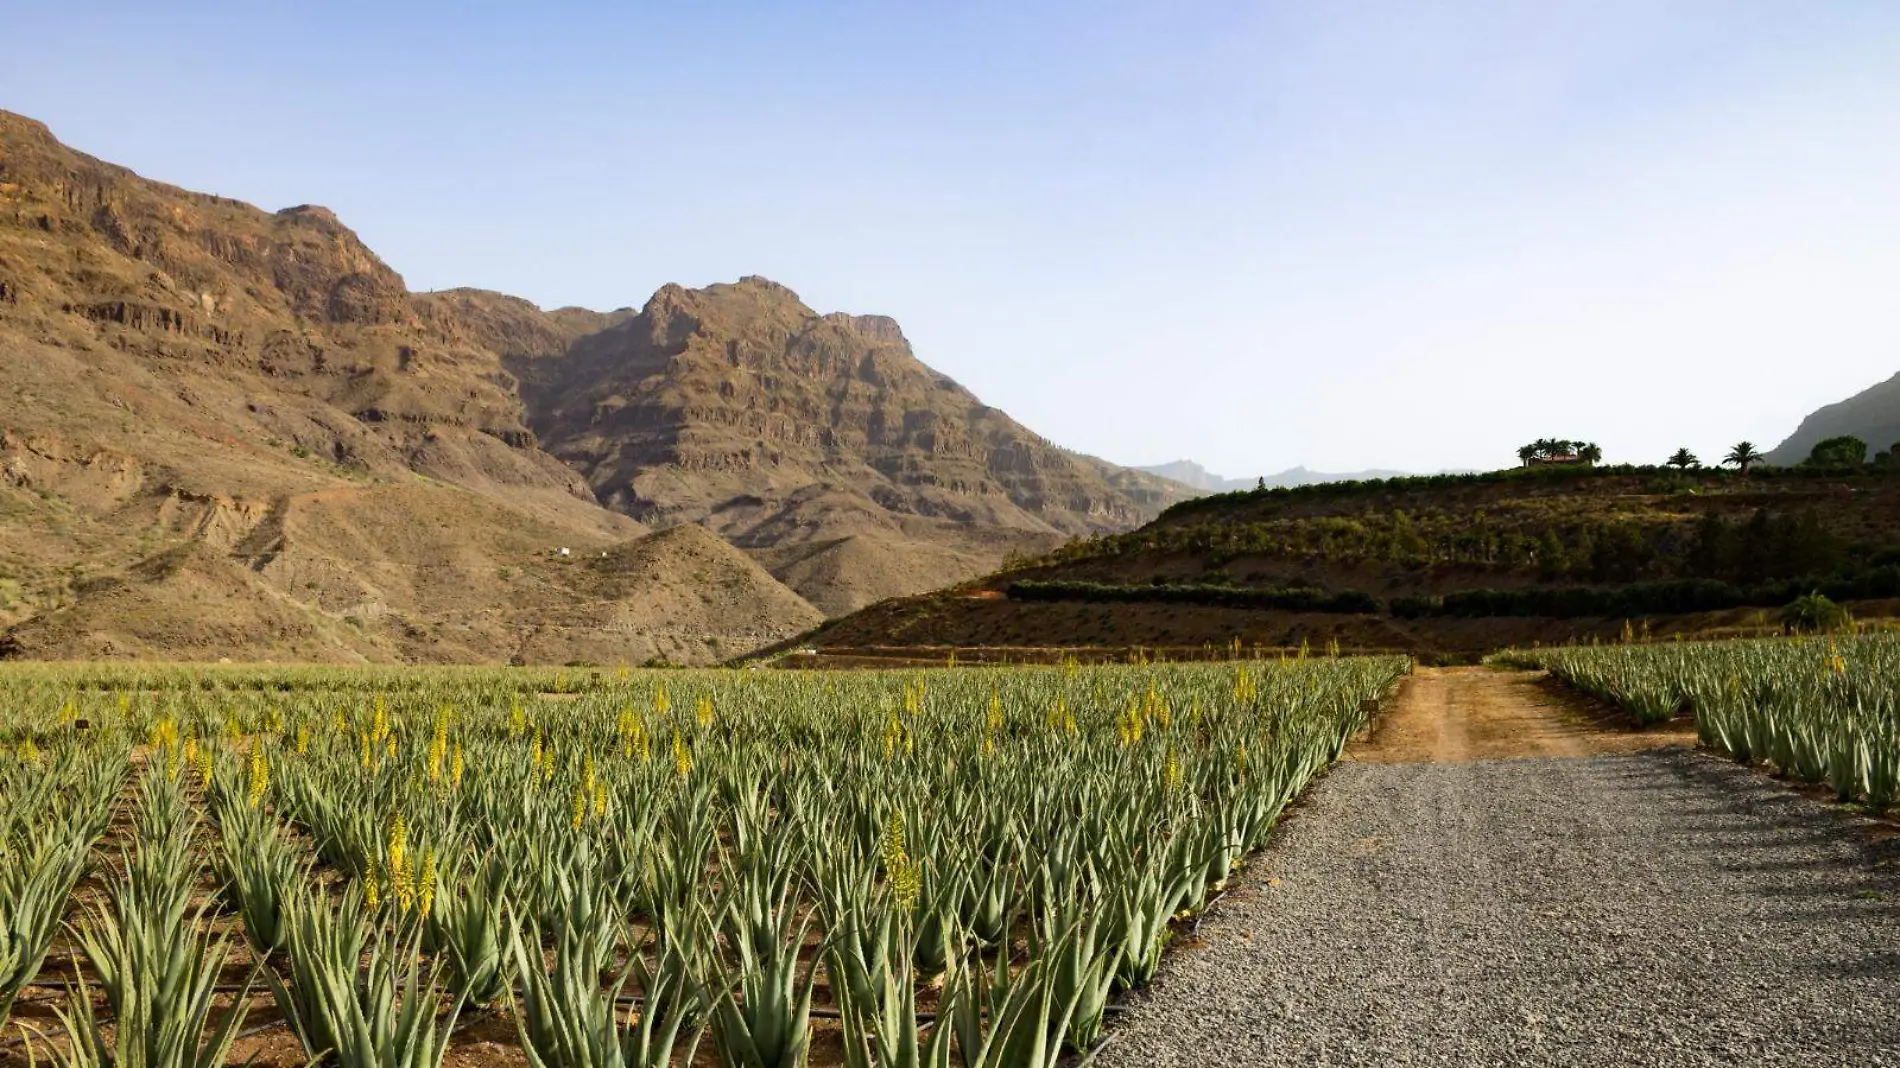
5, 2, 1899, 476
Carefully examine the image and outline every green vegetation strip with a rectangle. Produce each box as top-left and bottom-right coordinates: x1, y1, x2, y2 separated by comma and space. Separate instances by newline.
1393, 571, 1900, 619
1498, 635, 1900, 807
1007, 580, 1380, 614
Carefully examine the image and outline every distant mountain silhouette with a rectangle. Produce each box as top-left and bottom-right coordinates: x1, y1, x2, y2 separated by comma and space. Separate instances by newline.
1766, 371, 1900, 466
1137, 460, 1418, 493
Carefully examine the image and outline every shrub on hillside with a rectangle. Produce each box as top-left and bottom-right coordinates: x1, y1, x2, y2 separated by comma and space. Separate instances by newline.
1806, 435, 1869, 468
1779, 593, 1853, 634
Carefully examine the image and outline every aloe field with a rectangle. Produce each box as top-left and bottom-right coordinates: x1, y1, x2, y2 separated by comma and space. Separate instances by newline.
1498, 633, 1900, 808
0, 656, 1406, 1068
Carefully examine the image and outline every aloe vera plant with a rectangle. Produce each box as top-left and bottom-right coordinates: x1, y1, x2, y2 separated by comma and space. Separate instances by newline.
510, 914, 709, 1068
832, 917, 955, 1068
707, 890, 823, 1068
53, 768, 253, 1068
427, 851, 512, 1005
268, 886, 464, 1068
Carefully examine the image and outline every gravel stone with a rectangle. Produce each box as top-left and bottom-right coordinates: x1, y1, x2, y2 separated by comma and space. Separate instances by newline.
1095, 749, 1900, 1067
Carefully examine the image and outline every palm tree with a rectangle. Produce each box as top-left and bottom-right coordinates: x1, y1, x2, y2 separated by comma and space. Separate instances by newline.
1577, 442, 1603, 465
1517, 443, 1538, 467
1666, 448, 1699, 470
1723, 441, 1764, 474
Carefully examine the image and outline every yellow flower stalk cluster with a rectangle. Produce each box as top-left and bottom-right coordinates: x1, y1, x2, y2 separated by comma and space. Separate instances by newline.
880, 808, 921, 913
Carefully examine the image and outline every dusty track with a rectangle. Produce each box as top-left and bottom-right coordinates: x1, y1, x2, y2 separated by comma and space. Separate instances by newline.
1354, 666, 1698, 762
1097, 667, 1900, 1067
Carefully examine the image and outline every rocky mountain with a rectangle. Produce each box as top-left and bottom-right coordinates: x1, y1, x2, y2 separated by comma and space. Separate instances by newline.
1137, 460, 1415, 493
0, 109, 822, 663
1766, 372, 1900, 466
0, 109, 1177, 658
509, 276, 1193, 613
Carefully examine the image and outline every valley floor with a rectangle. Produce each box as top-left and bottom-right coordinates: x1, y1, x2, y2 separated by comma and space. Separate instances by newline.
1096, 668, 1900, 1067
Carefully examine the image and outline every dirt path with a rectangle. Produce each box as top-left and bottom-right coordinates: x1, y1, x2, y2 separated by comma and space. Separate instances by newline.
1096, 666, 1900, 1067
1353, 666, 1697, 762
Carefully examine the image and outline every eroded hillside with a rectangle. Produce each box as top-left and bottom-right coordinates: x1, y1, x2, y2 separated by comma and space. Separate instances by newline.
0, 111, 819, 663
0, 109, 1177, 659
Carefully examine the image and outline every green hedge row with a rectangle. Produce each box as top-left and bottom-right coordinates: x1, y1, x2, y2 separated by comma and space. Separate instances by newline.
1006, 580, 1381, 614
1392, 568, 1900, 619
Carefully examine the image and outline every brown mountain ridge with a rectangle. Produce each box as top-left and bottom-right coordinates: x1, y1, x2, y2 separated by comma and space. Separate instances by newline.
0, 109, 1182, 661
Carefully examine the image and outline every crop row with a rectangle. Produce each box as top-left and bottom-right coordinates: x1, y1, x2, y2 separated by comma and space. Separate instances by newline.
1496, 635, 1900, 807
0, 656, 1407, 1067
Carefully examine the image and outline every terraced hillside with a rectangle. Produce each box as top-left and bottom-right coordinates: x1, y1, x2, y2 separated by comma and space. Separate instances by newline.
787, 465, 1900, 661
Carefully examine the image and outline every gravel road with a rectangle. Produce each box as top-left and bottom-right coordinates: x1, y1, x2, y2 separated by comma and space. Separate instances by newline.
1095, 669, 1900, 1067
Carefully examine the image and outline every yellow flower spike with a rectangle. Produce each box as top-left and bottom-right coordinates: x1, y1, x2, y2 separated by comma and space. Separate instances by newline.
364, 869, 381, 910
247, 744, 270, 810
426, 706, 450, 784
387, 813, 408, 876
654, 683, 671, 717
880, 809, 921, 912
593, 782, 608, 819
417, 850, 438, 917
151, 716, 181, 756
19, 738, 40, 765
879, 808, 907, 876
450, 744, 465, 789
695, 693, 713, 727
572, 784, 587, 829
295, 725, 311, 755
891, 855, 921, 913
1163, 746, 1181, 793
632, 712, 653, 761
672, 730, 693, 778
883, 713, 907, 761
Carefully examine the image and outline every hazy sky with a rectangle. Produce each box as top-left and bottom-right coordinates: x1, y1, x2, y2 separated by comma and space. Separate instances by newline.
6, 2, 1899, 476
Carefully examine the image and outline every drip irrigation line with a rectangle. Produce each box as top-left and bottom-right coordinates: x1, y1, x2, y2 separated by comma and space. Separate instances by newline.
1187, 889, 1230, 936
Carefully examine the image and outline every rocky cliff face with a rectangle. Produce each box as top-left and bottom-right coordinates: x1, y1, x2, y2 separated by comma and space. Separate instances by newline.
0, 111, 597, 500
519, 276, 1187, 532
0, 109, 1185, 647
0, 110, 826, 663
